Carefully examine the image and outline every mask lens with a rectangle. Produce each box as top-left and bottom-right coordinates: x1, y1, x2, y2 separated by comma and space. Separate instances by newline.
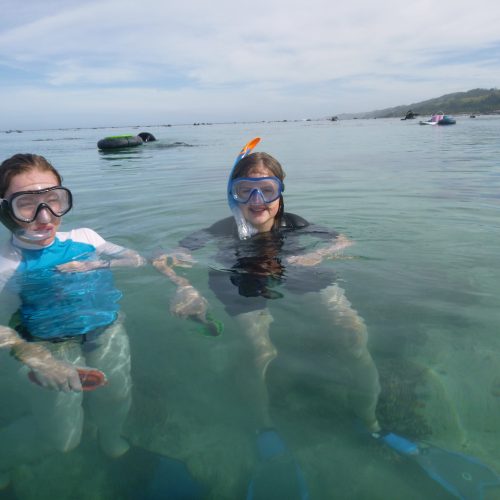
9, 187, 72, 222
231, 177, 282, 204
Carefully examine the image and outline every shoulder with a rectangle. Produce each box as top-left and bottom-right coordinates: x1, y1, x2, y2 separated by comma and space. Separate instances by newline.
179, 217, 235, 251
57, 228, 106, 248
59, 228, 127, 256
280, 213, 339, 238
207, 216, 236, 234
0, 239, 20, 268
280, 212, 310, 229
0, 239, 20, 290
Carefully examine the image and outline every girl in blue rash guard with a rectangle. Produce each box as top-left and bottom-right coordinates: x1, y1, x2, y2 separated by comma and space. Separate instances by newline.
0, 154, 145, 487
153, 149, 382, 435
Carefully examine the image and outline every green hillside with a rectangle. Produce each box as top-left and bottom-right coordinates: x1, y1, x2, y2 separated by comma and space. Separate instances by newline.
353, 88, 500, 119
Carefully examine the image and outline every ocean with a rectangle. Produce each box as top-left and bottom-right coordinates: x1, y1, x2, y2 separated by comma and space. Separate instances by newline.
1, 116, 500, 499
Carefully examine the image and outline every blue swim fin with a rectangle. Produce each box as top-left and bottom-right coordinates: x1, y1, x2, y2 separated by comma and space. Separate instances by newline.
111, 446, 205, 500
375, 432, 500, 500
247, 429, 309, 500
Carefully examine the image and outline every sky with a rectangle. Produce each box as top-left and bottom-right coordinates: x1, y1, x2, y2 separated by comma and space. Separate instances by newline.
1, 0, 500, 129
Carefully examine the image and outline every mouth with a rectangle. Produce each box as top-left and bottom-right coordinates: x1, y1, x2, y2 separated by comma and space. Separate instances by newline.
24, 224, 55, 237
248, 205, 267, 213
30, 227, 54, 236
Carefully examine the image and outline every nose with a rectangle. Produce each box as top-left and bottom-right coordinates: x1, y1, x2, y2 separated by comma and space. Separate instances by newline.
34, 205, 53, 223
248, 189, 266, 205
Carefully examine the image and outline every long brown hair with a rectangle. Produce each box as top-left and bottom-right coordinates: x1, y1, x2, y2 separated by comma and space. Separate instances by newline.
0, 154, 62, 197
231, 152, 286, 230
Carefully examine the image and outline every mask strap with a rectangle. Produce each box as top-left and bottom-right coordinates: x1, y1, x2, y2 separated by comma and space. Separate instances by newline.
0, 200, 20, 233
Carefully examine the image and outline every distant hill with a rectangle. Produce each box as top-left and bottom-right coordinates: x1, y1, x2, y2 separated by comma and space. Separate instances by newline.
340, 88, 500, 119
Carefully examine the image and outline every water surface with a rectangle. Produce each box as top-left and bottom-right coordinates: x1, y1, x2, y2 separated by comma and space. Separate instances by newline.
1, 117, 500, 499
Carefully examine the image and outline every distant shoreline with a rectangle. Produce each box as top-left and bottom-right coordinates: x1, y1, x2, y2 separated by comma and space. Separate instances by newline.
3, 110, 500, 134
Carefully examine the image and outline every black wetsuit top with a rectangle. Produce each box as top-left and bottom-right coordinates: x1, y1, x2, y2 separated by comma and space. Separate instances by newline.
179, 213, 339, 316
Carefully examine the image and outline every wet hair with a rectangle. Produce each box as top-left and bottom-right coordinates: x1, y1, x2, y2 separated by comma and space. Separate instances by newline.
0, 154, 62, 197
231, 152, 286, 230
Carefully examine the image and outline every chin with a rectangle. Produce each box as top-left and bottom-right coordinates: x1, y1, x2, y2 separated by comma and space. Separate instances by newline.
40, 236, 56, 246
247, 215, 269, 226
26, 228, 57, 246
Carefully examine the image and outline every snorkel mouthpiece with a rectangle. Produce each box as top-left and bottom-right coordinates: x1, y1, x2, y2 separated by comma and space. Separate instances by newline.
229, 204, 256, 240
14, 228, 53, 241
228, 137, 261, 240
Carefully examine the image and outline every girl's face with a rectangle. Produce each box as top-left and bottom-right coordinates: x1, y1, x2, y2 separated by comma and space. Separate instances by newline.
5, 168, 61, 246
238, 162, 281, 233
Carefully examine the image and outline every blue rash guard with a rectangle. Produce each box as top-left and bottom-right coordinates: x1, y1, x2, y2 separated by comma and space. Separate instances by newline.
0, 228, 125, 341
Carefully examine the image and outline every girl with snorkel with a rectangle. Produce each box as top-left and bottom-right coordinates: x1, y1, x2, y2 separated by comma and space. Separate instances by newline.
153, 139, 381, 496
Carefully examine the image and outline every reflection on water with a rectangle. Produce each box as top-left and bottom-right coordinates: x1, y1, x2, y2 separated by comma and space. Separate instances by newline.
97, 146, 147, 168
32, 138, 83, 142
145, 141, 195, 149
97, 142, 196, 169
1, 118, 500, 499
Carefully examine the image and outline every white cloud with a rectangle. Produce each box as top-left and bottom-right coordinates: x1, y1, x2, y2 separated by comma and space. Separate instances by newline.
46, 62, 145, 86
1, 0, 500, 128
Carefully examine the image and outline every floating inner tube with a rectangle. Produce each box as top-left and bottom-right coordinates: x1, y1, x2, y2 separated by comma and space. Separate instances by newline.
97, 135, 143, 150
137, 132, 157, 142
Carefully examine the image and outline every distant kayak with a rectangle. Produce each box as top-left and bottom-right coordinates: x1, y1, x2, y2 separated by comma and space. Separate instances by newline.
419, 114, 456, 125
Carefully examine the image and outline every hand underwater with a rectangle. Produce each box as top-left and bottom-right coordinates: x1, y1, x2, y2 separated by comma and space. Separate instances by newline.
285, 253, 323, 267
29, 362, 83, 393
170, 285, 209, 323
327, 234, 354, 254
57, 260, 109, 273
286, 235, 354, 267
152, 251, 195, 270
12, 342, 82, 392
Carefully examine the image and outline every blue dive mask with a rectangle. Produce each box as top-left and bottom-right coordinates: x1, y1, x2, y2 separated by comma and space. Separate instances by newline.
229, 176, 283, 205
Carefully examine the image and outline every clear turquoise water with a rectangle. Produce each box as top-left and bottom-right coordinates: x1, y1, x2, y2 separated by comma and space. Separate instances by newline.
1, 117, 500, 499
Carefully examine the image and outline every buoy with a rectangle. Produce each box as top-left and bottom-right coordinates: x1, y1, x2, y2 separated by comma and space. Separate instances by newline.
97, 134, 143, 150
